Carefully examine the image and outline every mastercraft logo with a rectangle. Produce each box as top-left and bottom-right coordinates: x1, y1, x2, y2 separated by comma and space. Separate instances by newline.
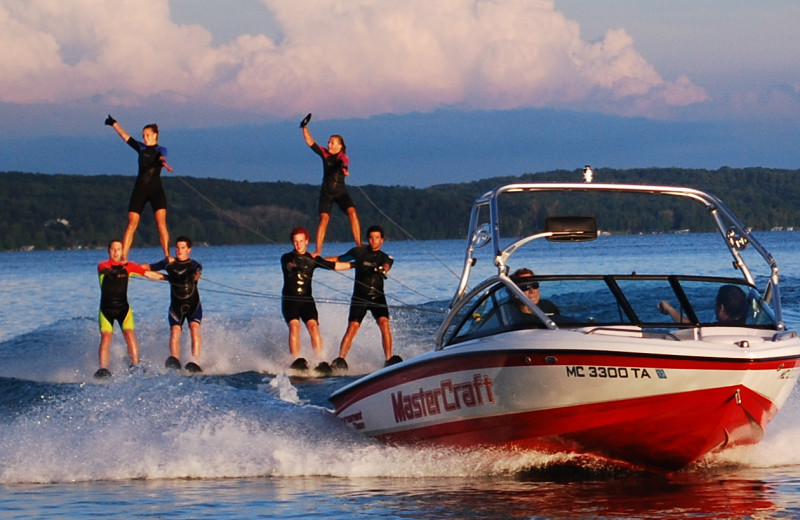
391, 374, 495, 423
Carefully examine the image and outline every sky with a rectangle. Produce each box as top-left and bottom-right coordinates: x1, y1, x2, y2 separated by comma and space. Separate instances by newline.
0, 0, 798, 187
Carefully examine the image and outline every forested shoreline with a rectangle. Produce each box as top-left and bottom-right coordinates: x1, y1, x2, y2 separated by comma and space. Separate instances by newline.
1, 167, 799, 251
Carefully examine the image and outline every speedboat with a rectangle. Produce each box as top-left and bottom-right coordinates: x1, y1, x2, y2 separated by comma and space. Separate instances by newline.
329, 180, 800, 471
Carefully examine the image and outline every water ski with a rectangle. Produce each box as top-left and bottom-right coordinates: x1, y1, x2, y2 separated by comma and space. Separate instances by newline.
93, 368, 112, 379
331, 357, 348, 371
314, 361, 333, 376
126, 363, 145, 375
184, 362, 203, 374
289, 357, 309, 371
165, 356, 181, 370
384, 355, 403, 367
288, 358, 336, 378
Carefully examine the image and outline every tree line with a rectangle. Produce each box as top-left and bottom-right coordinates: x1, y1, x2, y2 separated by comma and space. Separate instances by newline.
1, 167, 799, 251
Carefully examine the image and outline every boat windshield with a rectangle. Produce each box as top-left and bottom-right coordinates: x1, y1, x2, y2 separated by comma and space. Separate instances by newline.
441, 275, 777, 347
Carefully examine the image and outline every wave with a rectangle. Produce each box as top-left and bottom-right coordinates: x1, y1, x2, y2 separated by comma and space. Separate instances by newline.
0, 372, 605, 484
3, 369, 800, 484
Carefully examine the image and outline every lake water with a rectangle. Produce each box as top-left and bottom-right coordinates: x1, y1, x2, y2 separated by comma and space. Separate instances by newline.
3, 232, 800, 519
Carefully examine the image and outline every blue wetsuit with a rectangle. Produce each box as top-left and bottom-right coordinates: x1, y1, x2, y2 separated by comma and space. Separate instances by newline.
127, 137, 168, 214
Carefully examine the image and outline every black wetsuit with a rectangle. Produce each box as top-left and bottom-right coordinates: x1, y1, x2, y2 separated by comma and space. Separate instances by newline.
310, 143, 355, 214
127, 137, 168, 214
280, 250, 336, 323
337, 246, 394, 323
151, 258, 203, 326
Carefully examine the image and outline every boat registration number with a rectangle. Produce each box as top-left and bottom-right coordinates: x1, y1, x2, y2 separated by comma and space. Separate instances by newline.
566, 366, 666, 379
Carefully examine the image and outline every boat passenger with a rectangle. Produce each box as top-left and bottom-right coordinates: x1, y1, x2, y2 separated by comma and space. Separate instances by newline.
510, 268, 560, 317
714, 285, 748, 325
300, 113, 362, 256
657, 284, 748, 325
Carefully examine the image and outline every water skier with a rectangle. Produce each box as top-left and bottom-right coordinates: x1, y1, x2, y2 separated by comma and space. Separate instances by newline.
326, 225, 399, 369
300, 113, 362, 256
280, 226, 351, 370
95, 239, 161, 378
147, 236, 204, 372
105, 115, 173, 262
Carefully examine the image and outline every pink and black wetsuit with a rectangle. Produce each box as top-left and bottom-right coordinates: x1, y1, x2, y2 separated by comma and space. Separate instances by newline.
310, 142, 355, 215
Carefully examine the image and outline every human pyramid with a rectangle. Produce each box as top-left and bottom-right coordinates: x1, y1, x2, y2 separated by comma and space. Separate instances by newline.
94, 113, 401, 379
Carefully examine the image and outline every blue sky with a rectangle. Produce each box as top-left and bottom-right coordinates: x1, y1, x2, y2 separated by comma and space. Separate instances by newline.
0, 0, 797, 187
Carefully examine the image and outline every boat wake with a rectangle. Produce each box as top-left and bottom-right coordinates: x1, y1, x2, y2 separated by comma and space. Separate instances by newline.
0, 372, 605, 484
2, 365, 800, 485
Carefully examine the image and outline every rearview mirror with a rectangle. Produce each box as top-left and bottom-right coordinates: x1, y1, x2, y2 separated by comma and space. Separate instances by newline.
545, 216, 598, 242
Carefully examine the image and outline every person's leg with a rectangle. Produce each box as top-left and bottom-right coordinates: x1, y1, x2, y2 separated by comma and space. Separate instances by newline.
98, 332, 113, 369
347, 207, 362, 247
315, 213, 330, 255
338, 321, 361, 359
189, 322, 202, 358
122, 329, 140, 365
377, 316, 392, 360
122, 212, 141, 261
306, 319, 324, 359
120, 307, 139, 365
154, 208, 170, 259
169, 325, 183, 359
288, 319, 302, 358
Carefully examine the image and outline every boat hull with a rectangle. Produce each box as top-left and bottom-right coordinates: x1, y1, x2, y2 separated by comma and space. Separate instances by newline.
331, 339, 800, 471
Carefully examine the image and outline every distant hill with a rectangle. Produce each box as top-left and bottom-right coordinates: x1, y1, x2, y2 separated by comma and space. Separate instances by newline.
1, 167, 799, 251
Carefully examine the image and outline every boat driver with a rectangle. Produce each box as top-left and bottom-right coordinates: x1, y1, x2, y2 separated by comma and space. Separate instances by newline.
510, 268, 560, 317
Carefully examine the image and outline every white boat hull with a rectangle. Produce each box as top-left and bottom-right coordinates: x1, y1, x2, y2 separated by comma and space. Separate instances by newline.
331, 329, 800, 471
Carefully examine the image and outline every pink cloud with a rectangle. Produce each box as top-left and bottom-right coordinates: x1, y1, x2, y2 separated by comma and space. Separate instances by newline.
0, 0, 708, 120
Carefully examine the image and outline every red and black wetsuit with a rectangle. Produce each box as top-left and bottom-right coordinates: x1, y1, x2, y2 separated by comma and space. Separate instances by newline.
97, 259, 146, 329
